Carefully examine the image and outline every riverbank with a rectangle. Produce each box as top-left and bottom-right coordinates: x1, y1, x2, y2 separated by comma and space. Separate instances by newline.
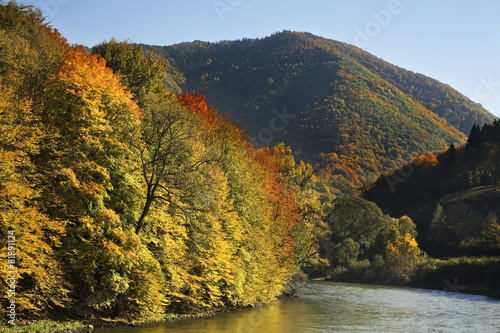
1, 320, 91, 333
412, 256, 500, 299
2, 317, 168, 332
324, 255, 500, 300
2, 301, 274, 332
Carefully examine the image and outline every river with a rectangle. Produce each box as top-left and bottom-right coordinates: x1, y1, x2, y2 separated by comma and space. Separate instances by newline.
95, 281, 500, 332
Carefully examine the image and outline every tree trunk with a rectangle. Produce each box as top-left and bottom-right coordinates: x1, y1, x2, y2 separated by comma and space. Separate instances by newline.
136, 191, 155, 234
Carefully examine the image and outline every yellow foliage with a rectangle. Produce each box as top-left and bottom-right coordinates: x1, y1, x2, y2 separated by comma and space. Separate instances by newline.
386, 244, 397, 252
394, 233, 419, 251
0, 60, 69, 317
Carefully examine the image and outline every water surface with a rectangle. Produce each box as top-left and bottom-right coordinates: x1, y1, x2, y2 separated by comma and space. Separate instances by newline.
95, 281, 500, 332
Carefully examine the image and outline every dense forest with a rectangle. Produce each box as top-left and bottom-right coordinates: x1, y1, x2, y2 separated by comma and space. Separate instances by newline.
0, 3, 329, 321
364, 120, 500, 257
141, 31, 496, 193
1, 2, 499, 328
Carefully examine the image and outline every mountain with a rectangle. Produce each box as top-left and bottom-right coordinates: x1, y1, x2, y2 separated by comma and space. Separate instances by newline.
141, 31, 496, 192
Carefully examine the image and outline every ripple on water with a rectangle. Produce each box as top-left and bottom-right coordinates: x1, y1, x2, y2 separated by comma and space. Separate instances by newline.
94, 282, 500, 333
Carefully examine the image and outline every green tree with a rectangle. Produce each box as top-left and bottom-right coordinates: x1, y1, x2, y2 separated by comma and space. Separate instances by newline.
335, 238, 360, 277
91, 40, 177, 104
482, 214, 500, 250
326, 196, 388, 253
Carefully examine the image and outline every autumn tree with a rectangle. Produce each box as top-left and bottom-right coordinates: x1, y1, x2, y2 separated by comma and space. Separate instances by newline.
134, 95, 214, 234
41, 48, 165, 318
91, 42, 208, 235
0, 80, 69, 318
177, 91, 219, 129
2, 30, 326, 318
0, 1, 67, 107
268, 143, 329, 268
92, 39, 306, 310
0, 2, 69, 318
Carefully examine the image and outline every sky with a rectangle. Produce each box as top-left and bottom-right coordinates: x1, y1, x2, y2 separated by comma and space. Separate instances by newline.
15, 0, 500, 118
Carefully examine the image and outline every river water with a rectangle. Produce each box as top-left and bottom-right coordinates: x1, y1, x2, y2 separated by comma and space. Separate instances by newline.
95, 281, 500, 332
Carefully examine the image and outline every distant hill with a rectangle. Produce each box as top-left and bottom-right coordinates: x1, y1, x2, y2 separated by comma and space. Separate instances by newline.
141, 31, 496, 192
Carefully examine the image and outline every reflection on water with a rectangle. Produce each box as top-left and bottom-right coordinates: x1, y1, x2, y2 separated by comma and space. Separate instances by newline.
95, 281, 500, 333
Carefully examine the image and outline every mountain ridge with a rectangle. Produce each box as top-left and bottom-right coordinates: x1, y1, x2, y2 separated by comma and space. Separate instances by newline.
140, 31, 496, 192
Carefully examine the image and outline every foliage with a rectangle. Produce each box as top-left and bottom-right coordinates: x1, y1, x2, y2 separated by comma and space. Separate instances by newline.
430, 203, 500, 256
364, 120, 500, 257
3, 4, 496, 323
0, 319, 88, 332
415, 256, 500, 299
91, 39, 180, 102
322, 196, 424, 283
0, 1, 69, 318
40, 47, 165, 318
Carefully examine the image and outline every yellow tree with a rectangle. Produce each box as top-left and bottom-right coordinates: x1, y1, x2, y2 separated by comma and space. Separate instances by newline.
384, 217, 423, 282
269, 143, 329, 267
0, 2, 69, 318
0, 80, 68, 319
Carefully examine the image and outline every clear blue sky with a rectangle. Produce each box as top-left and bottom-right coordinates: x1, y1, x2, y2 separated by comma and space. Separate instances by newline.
16, 0, 500, 118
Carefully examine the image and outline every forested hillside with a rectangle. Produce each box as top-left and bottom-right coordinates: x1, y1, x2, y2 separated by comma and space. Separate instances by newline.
142, 31, 496, 192
364, 120, 500, 257
0, 3, 325, 321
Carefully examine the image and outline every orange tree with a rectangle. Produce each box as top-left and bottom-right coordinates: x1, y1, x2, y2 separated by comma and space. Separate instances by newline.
42, 48, 164, 318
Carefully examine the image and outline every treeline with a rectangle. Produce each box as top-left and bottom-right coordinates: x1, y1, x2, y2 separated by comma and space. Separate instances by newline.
0, 3, 325, 321
317, 196, 499, 298
316, 195, 426, 284
364, 120, 500, 257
